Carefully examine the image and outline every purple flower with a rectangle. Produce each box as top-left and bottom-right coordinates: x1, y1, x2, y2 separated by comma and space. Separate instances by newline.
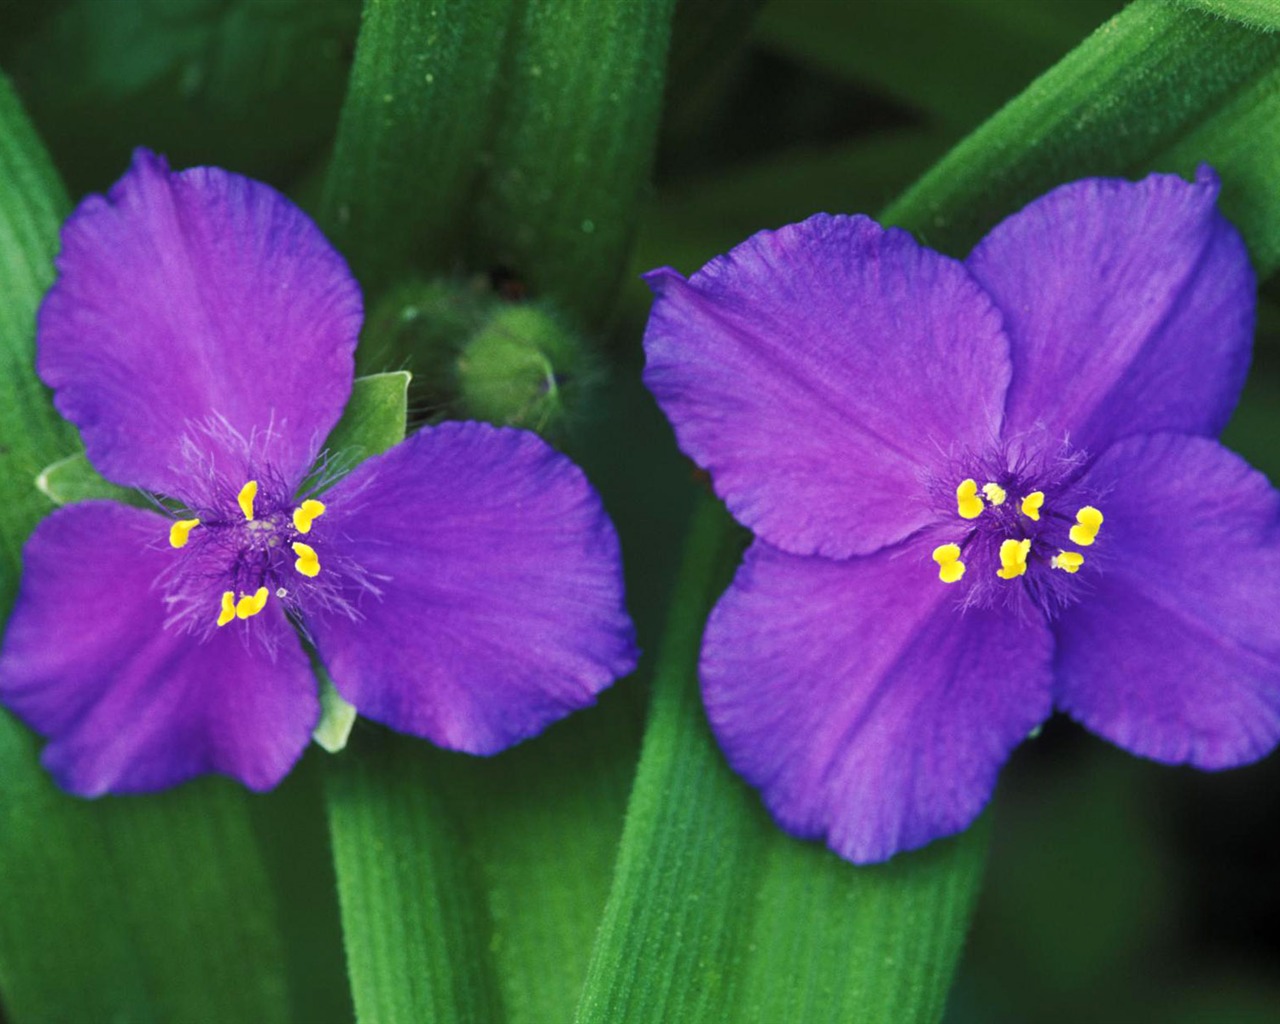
643, 167, 1280, 863
0, 149, 636, 796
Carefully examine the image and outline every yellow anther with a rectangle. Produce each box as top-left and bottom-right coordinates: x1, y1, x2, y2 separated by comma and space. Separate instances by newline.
932, 543, 962, 563
292, 499, 327, 535
1069, 505, 1104, 547
1052, 550, 1084, 574
292, 541, 321, 578
931, 543, 966, 584
237, 480, 258, 521
1020, 491, 1044, 521
982, 482, 1007, 506
996, 538, 1032, 580
235, 586, 269, 620
956, 478, 984, 520
168, 518, 200, 549
216, 591, 237, 627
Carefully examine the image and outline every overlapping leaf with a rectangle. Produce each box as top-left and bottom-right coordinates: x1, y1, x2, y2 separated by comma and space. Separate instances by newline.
0, 71, 290, 1024
574, 3, 1280, 1022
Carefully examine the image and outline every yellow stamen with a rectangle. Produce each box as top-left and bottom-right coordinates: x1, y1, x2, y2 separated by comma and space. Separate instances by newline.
956, 478, 984, 520
1052, 550, 1084, 574
1069, 505, 1104, 547
168, 518, 200, 549
996, 538, 1032, 580
237, 480, 258, 521
1020, 491, 1044, 521
216, 590, 237, 627
292, 541, 321, 578
982, 482, 1007, 506
292, 499, 327, 535
236, 586, 270, 620
931, 543, 966, 583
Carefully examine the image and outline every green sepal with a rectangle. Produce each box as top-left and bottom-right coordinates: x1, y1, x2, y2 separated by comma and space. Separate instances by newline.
35, 452, 144, 508
307, 369, 409, 755
33, 372, 410, 514
318, 369, 412, 470
312, 668, 358, 755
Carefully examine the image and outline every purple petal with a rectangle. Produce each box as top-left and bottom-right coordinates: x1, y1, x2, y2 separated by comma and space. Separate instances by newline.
308, 421, 637, 754
967, 167, 1254, 454
643, 213, 1011, 559
702, 539, 1054, 863
1054, 433, 1280, 768
38, 149, 362, 496
0, 502, 319, 794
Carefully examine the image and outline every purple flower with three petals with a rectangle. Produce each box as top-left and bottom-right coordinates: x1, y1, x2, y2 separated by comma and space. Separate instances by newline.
643, 166, 1280, 864
0, 149, 636, 796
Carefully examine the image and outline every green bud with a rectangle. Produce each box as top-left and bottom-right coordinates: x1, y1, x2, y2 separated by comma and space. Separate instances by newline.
455, 303, 589, 434
357, 277, 497, 385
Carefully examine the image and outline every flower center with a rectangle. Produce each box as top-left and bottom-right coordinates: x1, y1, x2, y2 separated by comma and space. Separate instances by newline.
167, 478, 327, 627
926, 454, 1105, 616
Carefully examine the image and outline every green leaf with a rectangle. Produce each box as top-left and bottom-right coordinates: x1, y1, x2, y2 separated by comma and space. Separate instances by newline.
320, 0, 517, 295
326, 700, 645, 1024
318, 354, 645, 1023
0, 76, 77, 595
469, 0, 677, 325
442, 689, 647, 1024
1, 0, 361, 195
1177, 0, 1280, 33
322, 0, 675, 330
884, 0, 1280, 275
0, 71, 290, 1024
317, 4, 677, 1014
587, 4, 1280, 1019
632, 128, 947, 285
756, 0, 1122, 136
325, 736, 504, 1024
316, 359, 493, 1024
330, 694, 646, 1024
574, 499, 987, 1023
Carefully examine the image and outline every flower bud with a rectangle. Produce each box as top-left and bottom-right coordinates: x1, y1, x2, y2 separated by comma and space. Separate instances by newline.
358, 278, 496, 391
455, 303, 590, 433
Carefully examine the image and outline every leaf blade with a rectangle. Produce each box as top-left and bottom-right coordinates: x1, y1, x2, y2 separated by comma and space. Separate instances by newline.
0, 70, 291, 1024
319, 357, 508, 1023
581, 3, 1280, 1020
884, 0, 1280, 274
574, 499, 987, 1023
325, 736, 504, 1024
468, 0, 677, 324
319, 0, 516, 296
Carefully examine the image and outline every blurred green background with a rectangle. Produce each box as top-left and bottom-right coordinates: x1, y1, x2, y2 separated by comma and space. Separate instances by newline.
0, 0, 1278, 1021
